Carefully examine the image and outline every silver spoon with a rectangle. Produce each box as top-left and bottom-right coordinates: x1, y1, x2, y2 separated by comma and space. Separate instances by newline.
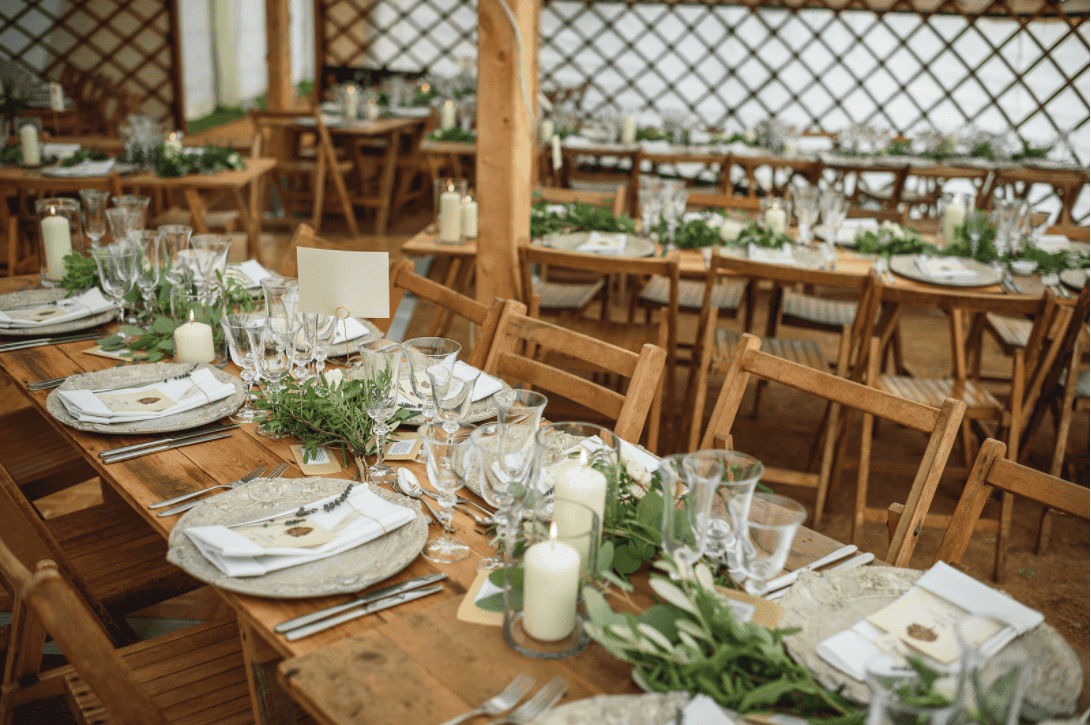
395, 468, 441, 525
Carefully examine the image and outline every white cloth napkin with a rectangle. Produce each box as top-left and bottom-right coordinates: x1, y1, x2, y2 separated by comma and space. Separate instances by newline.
330, 317, 371, 345
915, 255, 977, 280
815, 561, 1043, 681
228, 260, 274, 288
184, 487, 416, 577
1034, 235, 1071, 253
748, 243, 798, 266
57, 368, 236, 424
41, 143, 81, 159
675, 695, 736, 724
44, 159, 116, 177
577, 231, 628, 255
398, 361, 504, 407
0, 287, 114, 328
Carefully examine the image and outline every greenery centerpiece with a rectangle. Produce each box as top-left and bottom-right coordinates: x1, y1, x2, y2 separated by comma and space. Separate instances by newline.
118, 142, 246, 177
530, 198, 638, 240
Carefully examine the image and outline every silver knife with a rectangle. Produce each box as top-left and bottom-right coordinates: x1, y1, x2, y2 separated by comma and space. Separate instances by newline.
0, 332, 102, 352
275, 572, 448, 633
283, 584, 445, 641
102, 431, 233, 465
90, 364, 200, 395
763, 544, 857, 593
98, 424, 239, 458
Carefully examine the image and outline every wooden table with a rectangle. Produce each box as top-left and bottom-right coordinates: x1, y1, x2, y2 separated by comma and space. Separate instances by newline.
418, 138, 476, 189
0, 284, 848, 725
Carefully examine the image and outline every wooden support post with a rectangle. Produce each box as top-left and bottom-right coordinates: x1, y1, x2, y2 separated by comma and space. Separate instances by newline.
475, 0, 538, 303
265, 0, 293, 112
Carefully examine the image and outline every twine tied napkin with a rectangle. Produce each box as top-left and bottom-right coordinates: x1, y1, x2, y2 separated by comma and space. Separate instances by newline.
184, 487, 416, 577
57, 368, 235, 424
576, 231, 628, 255
915, 255, 977, 281
0, 287, 113, 328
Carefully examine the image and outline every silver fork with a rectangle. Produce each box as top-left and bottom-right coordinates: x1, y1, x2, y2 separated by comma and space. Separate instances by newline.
437, 673, 536, 725
484, 676, 569, 725
149, 465, 266, 509
416, 486, 490, 525
156, 463, 289, 517
1042, 271, 1071, 299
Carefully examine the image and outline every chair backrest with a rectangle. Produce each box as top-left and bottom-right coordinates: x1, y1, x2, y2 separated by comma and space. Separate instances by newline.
684, 191, 762, 213
533, 186, 627, 217
482, 307, 667, 445
932, 438, 1090, 566
0, 539, 168, 725
700, 332, 966, 566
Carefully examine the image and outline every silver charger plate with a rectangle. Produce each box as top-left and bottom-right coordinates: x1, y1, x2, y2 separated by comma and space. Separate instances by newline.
530, 692, 695, 725
778, 567, 1082, 712
0, 288, 115, 337
543, 232, 657, 258
166, 477, 429, 598
389, 106, 432, 118
1060, 268, 1088, 290
888, 254, 1003, 287
45, 362, 245, 434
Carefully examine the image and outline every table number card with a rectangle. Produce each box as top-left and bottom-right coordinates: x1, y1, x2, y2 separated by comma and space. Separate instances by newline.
296, 247, 389, 319
290, 444, 342, 475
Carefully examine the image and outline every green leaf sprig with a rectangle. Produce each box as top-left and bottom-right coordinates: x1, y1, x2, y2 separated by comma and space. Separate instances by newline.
60, 252, 102, 294
119, 142, 246, 178
734, 222, 794, 249
530, 199, 637, 240
853, 224, 938, 259
50, 148, 110, 167
428, 126, 476, 144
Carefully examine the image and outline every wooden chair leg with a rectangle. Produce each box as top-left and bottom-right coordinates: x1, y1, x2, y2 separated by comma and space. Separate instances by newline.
994, 490, 1014, 581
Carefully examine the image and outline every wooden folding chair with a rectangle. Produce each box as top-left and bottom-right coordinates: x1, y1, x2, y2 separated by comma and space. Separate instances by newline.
0, 539, 252, 725
482, 306, 667, 450
533, 185, 627, 217
888, 438, 1089, 575
698, 332, 966, 566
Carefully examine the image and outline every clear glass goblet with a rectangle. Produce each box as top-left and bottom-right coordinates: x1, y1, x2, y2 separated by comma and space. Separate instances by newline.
820, 189, 849, 244
494, 390, 548, 443
419, 422, 476, 564
248, 318, 297, 438
791, 185, 821, 245
738, 492, 806, 596
221, 312, 267, 423
260, 275, 298, 321
404, 337, 461, 458
90, 246, 137, 324
184, 234, 232, 294
357, 339, 404, 483
79, 189, 110, 248
472, 421, 537, 571
684, 449, 763, 576
157, 225, 193, 285
659, 453, 715, 579
126, 230, 160, 321
428, 363, 480, 441
309, 314, 338, 376
112, 194, 151, 231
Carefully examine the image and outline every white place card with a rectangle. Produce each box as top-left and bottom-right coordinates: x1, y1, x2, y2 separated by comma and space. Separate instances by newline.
296, 247, 389, 319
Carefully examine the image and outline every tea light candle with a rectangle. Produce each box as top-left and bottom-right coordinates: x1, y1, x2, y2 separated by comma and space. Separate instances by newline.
551, 134, 562, 171
439, 182, 462, 243
343, 84, 358, 119
621, 114, 637, 144
540, 118, 554, 144
20, 124, 40, 166
523, 522, 580, 642
764, 201, 787, 235
174, 310, 215, 364
942, 198, 966, 246
40, 208, 72, 280
460, 195, 478, 239
440, 100, 456, 130
366, 97, 380, 120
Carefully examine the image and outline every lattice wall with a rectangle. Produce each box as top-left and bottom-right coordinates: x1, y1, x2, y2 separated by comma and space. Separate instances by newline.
0, 0, 184, 129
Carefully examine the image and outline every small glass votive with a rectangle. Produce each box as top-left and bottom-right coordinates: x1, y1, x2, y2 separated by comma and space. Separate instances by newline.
760, 196, 791, 236
503, 498, 599, 659
35, 198, 85, 287
433, 178, 468, 241
460, 192, 478, 243
939, 192, 969, 246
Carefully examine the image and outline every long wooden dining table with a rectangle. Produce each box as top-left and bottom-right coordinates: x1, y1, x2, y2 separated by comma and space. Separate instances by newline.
0, 271, 854, 724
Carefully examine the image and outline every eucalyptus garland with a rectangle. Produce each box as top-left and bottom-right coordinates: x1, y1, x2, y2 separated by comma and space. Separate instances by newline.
428, 126, 477, 144
118, 142, 246, 178
530, 199, 638, 240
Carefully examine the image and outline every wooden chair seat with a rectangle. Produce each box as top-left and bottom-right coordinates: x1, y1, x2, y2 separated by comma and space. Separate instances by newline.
714, 328, 829, 371
984, 312, 1032, 349
781, 289, 858, 328
532, 278, 604, 311
64, 620, 253, 725
641, 276, 744, 310
877, 375, 1005, 414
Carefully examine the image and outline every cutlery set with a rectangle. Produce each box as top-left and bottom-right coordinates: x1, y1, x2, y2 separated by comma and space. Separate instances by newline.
0, 331, 102, 353
766, 546, 874, 600
154, 463, 290, 517
437, 674, 568, 725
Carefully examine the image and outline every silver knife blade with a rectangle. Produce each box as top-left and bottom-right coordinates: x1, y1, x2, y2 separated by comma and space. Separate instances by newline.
98, 424, 238, 458
102, 431, 233, 465
0, 333, 102, 352
275, 572, 448, 633
284, 584, 445, 641
763, 544, 858, 593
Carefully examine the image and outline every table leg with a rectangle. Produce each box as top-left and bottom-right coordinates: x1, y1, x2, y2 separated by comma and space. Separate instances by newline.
376, 130, 401, 236
182, 188, 210, 234
239, 620, 297, 725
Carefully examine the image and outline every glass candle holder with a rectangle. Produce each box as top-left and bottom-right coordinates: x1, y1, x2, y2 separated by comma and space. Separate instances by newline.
35, 198, 85, 287
939, 192, 969, 246
760, 197, 791, 236
433, 178, 468, 241
503, 498, 598, 659
533, 422, 620, 534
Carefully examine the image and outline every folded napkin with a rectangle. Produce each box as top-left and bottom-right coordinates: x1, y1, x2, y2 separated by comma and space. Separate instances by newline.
639, 139, 672, 152
41, 143, 81, 159
675, 695, 736, 725
1034, 235, 1071, 253
915, 255, 977, 280
826, 218, 878, 244
184, 487, 416, 577
44, 159, 116, 177
57, 368, 236, 424
748, 243, 798, 266
0, 287, 113, 328
577, 231, 627, 255
227, 259, 274, 288
816, 561, 1043, 681
330, 317, 371, 345
398, 361, 504, 408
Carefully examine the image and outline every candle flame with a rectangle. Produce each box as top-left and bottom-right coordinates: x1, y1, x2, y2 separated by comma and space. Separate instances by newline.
444, 99, 453, 108
578, 447, 589, 468
421, 83, 430, 93
188, 309, 195, 324
346, 84, 356, 93
549, 521, 558, 548
462, 195, 472, 204
447, 182, 454, 193
49, 206, 57, 216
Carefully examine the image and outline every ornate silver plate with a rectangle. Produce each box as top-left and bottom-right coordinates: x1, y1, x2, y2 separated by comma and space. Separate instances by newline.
542, 232, 657, 258
166, 477, 429, 598
779, 567, 1082, 712
531, 692, 694, 725
1060, 268, 1088, 290
888, 254, 1003, 287
0, 288, 114, 337
45, 362, 245, 434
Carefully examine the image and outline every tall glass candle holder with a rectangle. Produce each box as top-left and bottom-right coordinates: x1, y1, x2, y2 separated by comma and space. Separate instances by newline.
432, 178, 468, 239
35, 198, 85, 287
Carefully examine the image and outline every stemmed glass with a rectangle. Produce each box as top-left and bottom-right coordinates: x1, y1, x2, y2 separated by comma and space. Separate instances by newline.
309, 314, 338, 376
790, 185, 821, 245
220, 312, 267, 423
404, 337, 461, 459
184, 234, 232, 294
79, 189, 110, 248
819, 189, 849, 246
684, 449, 763, 576
472, 421, 538, 571
357, 339, 404, 484
737, 492, 806, 596
428, 363, 480, 442
90, 246, 138, 324
247, 317, 298, 438
112, 195, 151, 231
105, 207, 136, 245
418, 422, 476, 564
659, 453, 715, 579
158, 225, 192, 285
493, 389, 548, 446
126, 230, 160, 321
260, 275, 298, 321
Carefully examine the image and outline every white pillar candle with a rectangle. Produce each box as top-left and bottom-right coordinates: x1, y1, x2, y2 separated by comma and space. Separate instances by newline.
720, 218, 746, 242
366, 97, 380, 121
551, 134, 562, 171
523, 523, 580, 642
174, 310, 215, 364
440, 100, 456, 130
783, 140, 799, 157
460, 196, 478, 239
40, 210, 72, 281
439, 184, 462, 243
551, 454, 606, 566
621, 114, 638, 144
764, 206, 787, 235
166, 132, 183, 152
540, 118, 554, 144
942, 201, 966, 246
343, 85, 358, 119
20, 125, 40, 166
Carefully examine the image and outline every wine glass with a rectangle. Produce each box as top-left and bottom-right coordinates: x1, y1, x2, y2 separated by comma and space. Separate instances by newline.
418, 422, 476, 564
428, 363, 480, 442
105, 207, 136, 245
186, 234, 232, 293
658, 453, 715, 579
90, 246, 137, 324
493, 389, 548, 455
737, 492, 806, 596
79, 189, 110, 248
472, 421, 537, 571
260, 275, 298, 321
357, 339, 404, 483
220, 312, 267, 423
157, 225, 193, 285
404, 337, 461, 459
126, 230, 160, 321
248, 317, 298, 438
684, 449, 763, 575
310, 313, 339, 376
819, 189, 849, 248
112, 195, 151, 231
790, 185, 821, 245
